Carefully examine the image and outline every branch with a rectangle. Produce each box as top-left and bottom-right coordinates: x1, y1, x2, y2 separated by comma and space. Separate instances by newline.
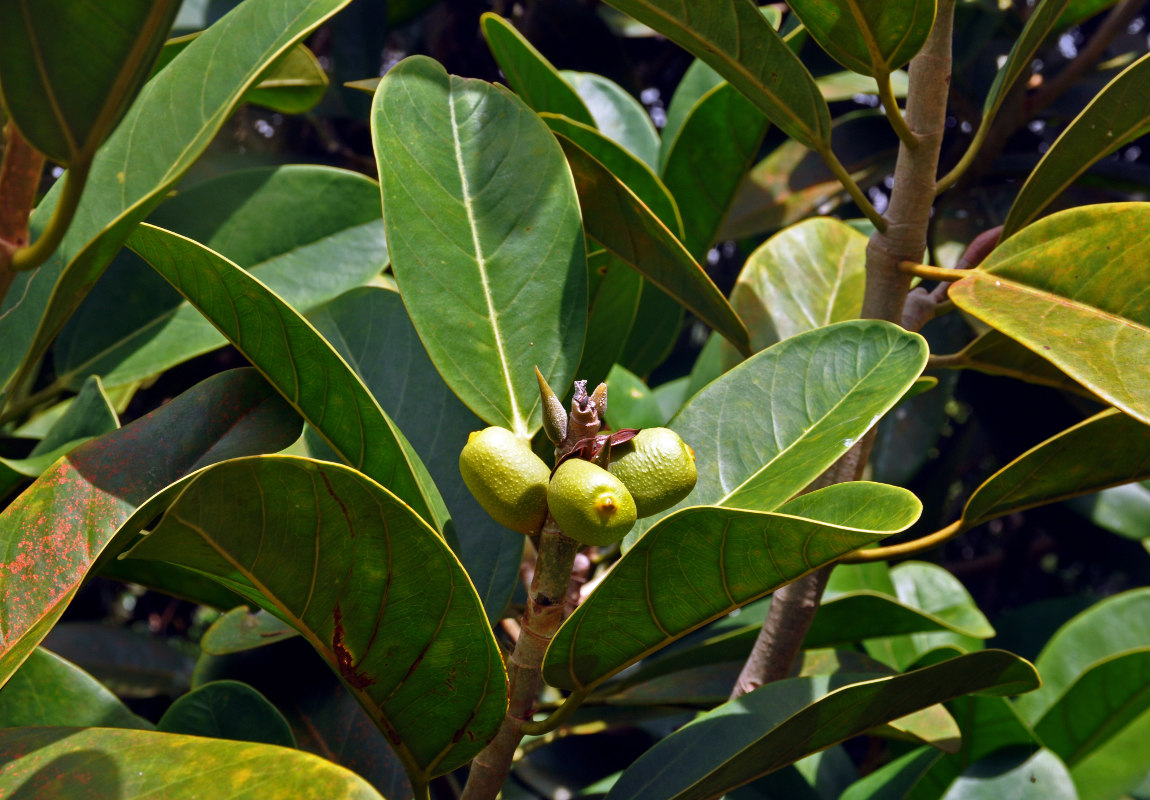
841, 519, 966, 563
0, 124, 46, 305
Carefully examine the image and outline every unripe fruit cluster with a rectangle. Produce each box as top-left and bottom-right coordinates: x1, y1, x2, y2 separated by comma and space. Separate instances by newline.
459, 426, 697, 546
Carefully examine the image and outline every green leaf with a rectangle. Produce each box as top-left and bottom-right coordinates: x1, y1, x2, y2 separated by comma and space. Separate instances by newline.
561, 70, 661, 168
938, 748, 1077, 800
479, 13, 595, 127
605, 364, 665, 430
555, 134, 750, 357
1015, 589, 1150, 724
125, 223, 450, 536
0, 0, 351, 399
56, 165, 387, 390
201, 607, 299, 656
0, 368, 301, 688
1003, 54, 1150, 237
540, 114, 681, 234
0, 648, 151, 730
724, 217, 867, 367
542, 502, 915, 692
934, 330, 1096, 399
600, 0, 830, 150
981, 0, 1072, 125
245, 41, 330, 113
602, 651, 1040, 800
619, 284, 684, 378
816, 70, 909, 102
962, 409, 1150, 528
628, 321, 927, 542
123, 456, 507, 781
371, 55, 587, 438
0, 727, 384, 799
1068, 709, 1150, 800
98, 558, 248, 612
661, 81, 770, 261
787, 0, 935, 77
305, 287, 523, 622
577, 251, 644, 390
660, 60, 724, 167
1074, 481, 1150, 541
950, 203, 1150, 425
1057, 0, 1120, 28
158, 680, 296, 747
0, 0, 180, 165
840, 747, 942, 800
1034, 648, 1150, 766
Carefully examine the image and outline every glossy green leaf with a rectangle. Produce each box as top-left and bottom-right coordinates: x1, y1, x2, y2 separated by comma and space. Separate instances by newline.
305, 287, 523, 622
981, 0, 1071, 124
605, 364, 665, 430
1034, 647, 1150, 767
0, 368, 301, 688
787, 0, 935, 77
722, 111, 897, 240
1068, 709, 1150, 800
0, 0, 179, 164
1015, 589, 1150, 723
938, 748, 1077, 800
839, 747, 942, 800
0, 0, 351, 400
962, 409, 1150, 528
0, 727, 383, 799
372, 55, 587, 438
603, 651, 1039, 800
543, 501, 915, 692
125, 223, 450, 536
1074, 481, 1150, 541
629, 321, 928, 542
99, 558, 248, 611
1003, 54, 1150, 237
56, 165, 387, 390
934, 330, 1096, 399
479, 12, 595, 126
158, 680, 295, 747
660, 60, 724, 167
562, 70, 660, 168
123, 456, 507, 781
601, 0, 830, 150
661, 81, 770, 261
155, 37, 329, 113
556, 134, 750, 357
619, 283, 684, 378
577, 251, 644, 390
1057, 0, 1120, 28
541, 114, 681, 234
725, 217, 867, 367
950, 203, 1150, 425
0, 648, 150, 730
201, 607, 298, 656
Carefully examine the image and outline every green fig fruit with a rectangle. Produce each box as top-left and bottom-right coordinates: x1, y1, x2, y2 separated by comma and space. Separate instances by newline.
548, 458, 637, 546
608, 427, 696, 517
460, 427, 550, 534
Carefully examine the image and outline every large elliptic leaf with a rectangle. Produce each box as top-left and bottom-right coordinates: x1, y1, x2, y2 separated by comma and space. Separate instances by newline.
542, 498, 917, 692
562, 70, 661, 169
122, 456, 507, 781
578, 252, 645, 389
0, 368, 301, 688
305, 287, 523, 622
602, 651, 1040, 800
1015, 589, 1150, 723
0, 0, 180, 165
479, 12, 595, 127
787, 0, 935, 78
661, 81, 770, 261
0, 727, 384, 799
125, 223, 450, 536
725, 217, 867, 365
619, 283, 684, 378
0, 0, 351, 401
372, 55, 587, 438
1003, 54, 1150, 237
628, 320, 928, 542
0, 647, 150, 730
961, 409, 1150, 528
938, 748, 1077, 800
158, 680, 295, 747
55, 165, 387, 390
555, 134, 750, 357
201, 607, 298, 655
949, 203, 1150, 425
600, 0, 830, 150
980, 0, 1072, 126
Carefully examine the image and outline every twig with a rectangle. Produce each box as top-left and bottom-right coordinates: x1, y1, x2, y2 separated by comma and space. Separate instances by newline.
842, 519, 966, 563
